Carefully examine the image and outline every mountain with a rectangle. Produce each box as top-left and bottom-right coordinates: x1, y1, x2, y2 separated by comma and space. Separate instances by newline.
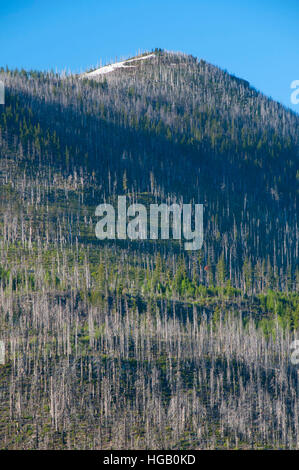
0, 50, 298, 449
1, 49, 298, 288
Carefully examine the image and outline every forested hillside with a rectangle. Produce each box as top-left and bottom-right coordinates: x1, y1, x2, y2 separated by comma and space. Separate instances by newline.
0, 50, 298, 449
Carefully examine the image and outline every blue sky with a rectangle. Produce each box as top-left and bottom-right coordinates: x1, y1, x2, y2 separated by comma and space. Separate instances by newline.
1, 0, 298, 112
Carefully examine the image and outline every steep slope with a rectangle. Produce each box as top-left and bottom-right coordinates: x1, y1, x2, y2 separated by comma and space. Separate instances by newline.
0, 50, 298, 289
0, 50, 298, 450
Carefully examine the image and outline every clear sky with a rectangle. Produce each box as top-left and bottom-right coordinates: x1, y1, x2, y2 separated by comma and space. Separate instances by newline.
1, 0, 298, 112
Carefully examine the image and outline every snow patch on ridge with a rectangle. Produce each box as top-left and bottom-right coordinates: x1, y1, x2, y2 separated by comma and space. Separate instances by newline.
81, 53, 156, 78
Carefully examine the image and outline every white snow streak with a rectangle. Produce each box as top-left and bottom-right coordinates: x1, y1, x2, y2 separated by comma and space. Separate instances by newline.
82, 53, 155, 78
